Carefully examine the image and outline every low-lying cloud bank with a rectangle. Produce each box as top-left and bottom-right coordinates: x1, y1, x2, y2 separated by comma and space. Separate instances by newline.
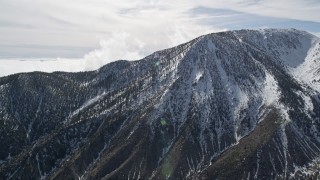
0, 23, 216, 77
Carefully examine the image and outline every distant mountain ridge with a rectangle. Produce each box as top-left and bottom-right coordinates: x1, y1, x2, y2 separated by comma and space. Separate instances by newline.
0, 28, 320, 179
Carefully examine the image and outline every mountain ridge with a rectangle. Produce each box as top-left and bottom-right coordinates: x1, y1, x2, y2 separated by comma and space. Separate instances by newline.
1, 28, 320, 179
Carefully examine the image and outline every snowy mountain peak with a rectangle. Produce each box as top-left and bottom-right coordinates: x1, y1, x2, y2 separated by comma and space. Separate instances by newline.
1, 29, 320, 179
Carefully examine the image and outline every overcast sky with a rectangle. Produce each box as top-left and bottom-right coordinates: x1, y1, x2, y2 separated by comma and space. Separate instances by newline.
0, 0, 320, 74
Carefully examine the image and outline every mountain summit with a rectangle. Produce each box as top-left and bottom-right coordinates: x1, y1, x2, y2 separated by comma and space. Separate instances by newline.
1, 29, 320, 179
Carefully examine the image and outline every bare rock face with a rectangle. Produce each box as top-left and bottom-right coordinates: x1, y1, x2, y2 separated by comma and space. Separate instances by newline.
1, 28, 320, 179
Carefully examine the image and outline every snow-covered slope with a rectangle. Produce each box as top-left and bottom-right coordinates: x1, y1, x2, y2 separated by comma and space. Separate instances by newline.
290, 38, 320, 91
0, 29, 320, 179
235, 28, 320, 91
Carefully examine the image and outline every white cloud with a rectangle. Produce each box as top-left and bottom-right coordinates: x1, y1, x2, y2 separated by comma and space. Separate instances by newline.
83, 32, 145, 70
167, 24, 222, 47
3, 0, 318, 57
191, 0, 320, 23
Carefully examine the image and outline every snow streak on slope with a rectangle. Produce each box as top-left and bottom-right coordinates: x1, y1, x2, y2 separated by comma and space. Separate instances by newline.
262, 71, 280, 106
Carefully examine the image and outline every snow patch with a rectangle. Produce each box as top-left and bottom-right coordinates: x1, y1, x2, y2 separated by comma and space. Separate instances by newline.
195, 71, 203, 82
262, 72, 280, 106
295, 91, 314, 112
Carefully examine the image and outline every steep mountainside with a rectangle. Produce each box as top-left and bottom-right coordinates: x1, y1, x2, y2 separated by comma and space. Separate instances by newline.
0, 29, 320, 179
